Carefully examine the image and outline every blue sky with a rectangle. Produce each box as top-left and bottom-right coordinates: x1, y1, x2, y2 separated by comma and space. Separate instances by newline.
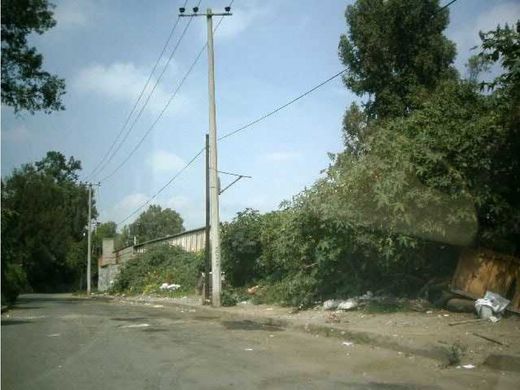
2, 0, 519, 230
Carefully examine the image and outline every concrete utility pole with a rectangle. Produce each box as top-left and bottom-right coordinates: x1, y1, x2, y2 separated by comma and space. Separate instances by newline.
179, 5, 231, 307
206, 8, 221, 307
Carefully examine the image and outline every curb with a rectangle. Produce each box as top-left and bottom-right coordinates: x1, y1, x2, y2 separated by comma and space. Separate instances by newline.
93, 294, 453, 364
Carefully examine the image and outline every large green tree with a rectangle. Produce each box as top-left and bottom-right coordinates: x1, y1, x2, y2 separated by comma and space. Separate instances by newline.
339, 0, 456, 121
1, 151, 94, 300
120, 205, 184, 247
1, 0, 66, 113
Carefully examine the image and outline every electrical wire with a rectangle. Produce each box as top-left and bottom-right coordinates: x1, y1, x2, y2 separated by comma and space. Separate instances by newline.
84, 0, 190, 181
93, 1, 202, 182
100, 10, 228, 184
117, 147, 205, 225
438, 0, 458, 13
218, 69, 347, 141
116, 68, 346, 226
111, 0, 458, 226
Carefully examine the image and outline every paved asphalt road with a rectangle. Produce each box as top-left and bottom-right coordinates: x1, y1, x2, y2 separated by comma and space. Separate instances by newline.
2, 294, 518, 389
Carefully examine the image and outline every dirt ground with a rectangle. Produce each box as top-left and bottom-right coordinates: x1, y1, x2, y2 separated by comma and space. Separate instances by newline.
103, 293, 520, 372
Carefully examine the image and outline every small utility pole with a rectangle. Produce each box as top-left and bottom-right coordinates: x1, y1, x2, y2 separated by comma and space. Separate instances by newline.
204, 133, 211, 303
179, 5, 231, 307
86, 182, 100, 295
87, 183, 92, 295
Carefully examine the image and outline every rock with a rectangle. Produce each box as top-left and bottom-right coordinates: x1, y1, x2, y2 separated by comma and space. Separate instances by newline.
446, 298, 475, 313
323, 299, 338, 310
337, 299, 359, 311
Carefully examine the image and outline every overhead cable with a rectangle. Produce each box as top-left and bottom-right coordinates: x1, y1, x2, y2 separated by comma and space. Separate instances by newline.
85, 0, 190, 181
100, 10, 228, 183
218, 69, 347, 141
117, 68, 347, 226
117, 147, 205, 225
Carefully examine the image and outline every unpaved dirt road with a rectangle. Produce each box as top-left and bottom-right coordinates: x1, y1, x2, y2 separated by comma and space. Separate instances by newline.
2, 294, 518, 389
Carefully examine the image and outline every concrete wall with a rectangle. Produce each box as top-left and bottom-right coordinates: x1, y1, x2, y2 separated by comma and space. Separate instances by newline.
98, 263, 121, 292
97, 227, 206, 292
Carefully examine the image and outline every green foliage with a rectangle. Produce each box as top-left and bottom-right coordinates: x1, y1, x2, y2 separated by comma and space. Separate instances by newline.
1, 263, 28, 305
339, 0, 456, 118
477, 21, 520, 102
110, 245, 203, 295
93, 221, 117, 258
219, 23, 519, 307
119, 205, 184, 247
1, 0, 66, 113
221, 209, 264, 286
1, 151, 94, 296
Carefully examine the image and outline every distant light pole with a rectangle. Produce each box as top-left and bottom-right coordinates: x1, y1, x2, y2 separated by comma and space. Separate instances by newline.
179, 6, 232, 307
86, 182, 100, 295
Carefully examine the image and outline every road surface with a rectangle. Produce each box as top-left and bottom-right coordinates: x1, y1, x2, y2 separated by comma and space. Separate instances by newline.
1, 294, 516, 389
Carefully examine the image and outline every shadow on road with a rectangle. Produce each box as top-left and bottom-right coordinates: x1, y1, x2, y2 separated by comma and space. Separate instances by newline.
221, 319, 284, 332
1, 320, 33, 326
17, 295, 84, 305
10, 306, 42, 310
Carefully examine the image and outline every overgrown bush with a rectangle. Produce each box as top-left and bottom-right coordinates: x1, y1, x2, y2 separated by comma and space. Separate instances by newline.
1, 263, 28, 305
221, 24, 519, 308
110, 245, 203, 295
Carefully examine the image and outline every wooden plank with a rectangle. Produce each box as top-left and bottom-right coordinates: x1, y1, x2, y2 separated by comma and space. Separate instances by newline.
451, 248, 520, 313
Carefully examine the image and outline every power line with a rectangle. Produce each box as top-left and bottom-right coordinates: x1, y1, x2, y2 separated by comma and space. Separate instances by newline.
99, 11, 229, 184
218, 69, 347, 141
113, 4, 235, 226
438, 0, 458, 13
85, 0, 190, 181
109, 0, 457, 227
116, 68, 346, 226
93, 2, 202, 182
117, 147, 205, 226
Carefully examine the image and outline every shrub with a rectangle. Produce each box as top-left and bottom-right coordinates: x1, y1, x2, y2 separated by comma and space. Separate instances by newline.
221, 209, 263, 286
110, 245, 203, 295
1, 263, 28, 305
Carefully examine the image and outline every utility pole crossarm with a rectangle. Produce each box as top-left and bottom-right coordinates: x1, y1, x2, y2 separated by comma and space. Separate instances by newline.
218, 171, 252, 195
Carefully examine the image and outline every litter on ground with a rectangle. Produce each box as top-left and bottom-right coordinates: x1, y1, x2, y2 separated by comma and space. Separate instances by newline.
120, 323, 150, 328
160, 283, 181, 291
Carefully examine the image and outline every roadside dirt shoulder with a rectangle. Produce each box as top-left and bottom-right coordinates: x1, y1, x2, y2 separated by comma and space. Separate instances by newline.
96, 294, 520, 370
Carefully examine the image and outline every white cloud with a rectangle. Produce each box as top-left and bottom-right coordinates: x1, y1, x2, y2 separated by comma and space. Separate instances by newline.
2, 124, 30, 143
263, 151, 302, 162
53, 1, 96, 29
165, 194, 203, 229
109, 192, 149, 225
147, 150, 186, 173
73, 62, 190, 116
205, 0, 272, 40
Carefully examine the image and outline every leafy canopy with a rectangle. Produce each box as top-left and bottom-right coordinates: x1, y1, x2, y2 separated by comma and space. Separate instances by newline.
1, 151, 93, 298
1, 0, 66, 113
119, 205, 185, 247
339, 0, 456, 119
